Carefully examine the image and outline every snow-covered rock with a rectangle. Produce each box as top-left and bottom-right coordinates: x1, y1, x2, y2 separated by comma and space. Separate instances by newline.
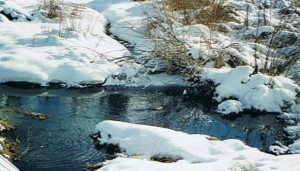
269, 141, 289, 155
217, 100, 243, 115
244, 26, 275, 38
285, 123, 300, 138
271, 31, 299, 48
204, 66, 299, 113
93, 120, 300, 171
0, 13, 8, 22
0, 0, 33, 21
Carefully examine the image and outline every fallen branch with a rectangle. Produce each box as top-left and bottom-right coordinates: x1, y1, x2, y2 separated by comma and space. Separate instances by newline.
16, 128, 31, 160
24, 110, 50, 120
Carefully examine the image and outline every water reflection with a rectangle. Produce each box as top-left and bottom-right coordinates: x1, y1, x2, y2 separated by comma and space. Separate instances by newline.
0, 86, 285, 171
107, 94, 129, 116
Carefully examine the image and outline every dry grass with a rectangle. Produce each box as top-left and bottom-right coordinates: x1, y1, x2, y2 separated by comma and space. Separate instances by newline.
292, 0, 300, 7
152, 36, 195, 74
165, 0, 211, 10
260, 21, 300, 76
0, 120, 14, 131
145, 0, 235, 74
41, 1, 93, 38
41, 0, 62, 19
214, 56, 225, 68
0, 138, 18, 161
144, 2, 198, 75
164, 0, 237, 26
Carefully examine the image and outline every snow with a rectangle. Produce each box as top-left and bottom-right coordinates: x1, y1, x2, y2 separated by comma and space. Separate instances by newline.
0, 137, 3, 151
1, 0, 300, 169
217, 100, 243, 115
289, 139, 300, 154
291, 104, 300, 113
285, 123, 300, 138
0, 22, 121, 87
0, 0, 189, 88
245, 26, 275, 38
87, 0, 154, 53
0, 13, 9, 22
204, 66, 299, 113
0, 154, 18, 171
0, 0, 33, 20
269, 144, 289, 155
0, 1, 132, 87
105, 72, 186, 87
94, 120, 300, 171
1, 0, 298, 91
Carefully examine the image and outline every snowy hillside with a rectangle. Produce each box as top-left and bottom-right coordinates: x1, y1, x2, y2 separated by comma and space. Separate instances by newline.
1, 0, 299, 110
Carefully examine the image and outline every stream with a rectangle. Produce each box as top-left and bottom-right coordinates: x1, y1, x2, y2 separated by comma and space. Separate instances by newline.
0, 85, 286, 171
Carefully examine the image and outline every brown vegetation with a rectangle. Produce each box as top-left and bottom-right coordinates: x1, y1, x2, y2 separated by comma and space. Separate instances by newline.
164, 0, 237, 26
41, 0, 61, 19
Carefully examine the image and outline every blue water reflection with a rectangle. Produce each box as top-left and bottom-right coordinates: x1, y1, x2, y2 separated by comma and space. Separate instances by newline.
0, 86, 284, 171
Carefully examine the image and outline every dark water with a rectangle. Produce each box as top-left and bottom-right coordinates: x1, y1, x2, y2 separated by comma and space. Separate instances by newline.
0, 86, 285, 171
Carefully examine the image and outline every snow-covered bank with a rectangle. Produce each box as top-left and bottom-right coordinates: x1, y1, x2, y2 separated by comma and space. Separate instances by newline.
93, 120, 300, 171
85, 0, 300, 112
204, 66, 300, 114
0, 0, 129, 87
1, 0, 299, 92
87, 0, 154, 53
0, 0, 188, 88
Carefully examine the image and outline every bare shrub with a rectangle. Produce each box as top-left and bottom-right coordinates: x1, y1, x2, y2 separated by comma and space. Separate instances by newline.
194, 1, 237, 26
261, 19, 300, 76
165, 0, 211, 10
41, 1, 95, 38
267, 48, 300, 76
144, 1, 236, 74
143, 22, 194, 74
57, 4, 86, 37
154, 39, 195, 75
146, 13, 195, 74
41, 0, 62, 19
214, 56, 225, 68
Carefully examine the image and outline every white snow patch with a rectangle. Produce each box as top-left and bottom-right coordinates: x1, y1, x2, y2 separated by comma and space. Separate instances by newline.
269, 145, 289, 155
217, 100, 243, 115
105, 73, 187, 87
285, 123, 300, 137
0, 3, 132, 87
245, 26, 275, 37
290, 139, 300, 154
204, 66, 299, 113
291, 104, 300, 114
87, 0, 154, 53
0, 13, 9, 22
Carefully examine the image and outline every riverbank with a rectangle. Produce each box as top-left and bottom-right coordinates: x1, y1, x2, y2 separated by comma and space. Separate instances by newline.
0, 0, 299, 111
0, 119, 17, 161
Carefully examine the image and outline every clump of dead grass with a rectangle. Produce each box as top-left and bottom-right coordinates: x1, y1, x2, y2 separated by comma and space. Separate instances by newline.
164, 0, 238, 27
